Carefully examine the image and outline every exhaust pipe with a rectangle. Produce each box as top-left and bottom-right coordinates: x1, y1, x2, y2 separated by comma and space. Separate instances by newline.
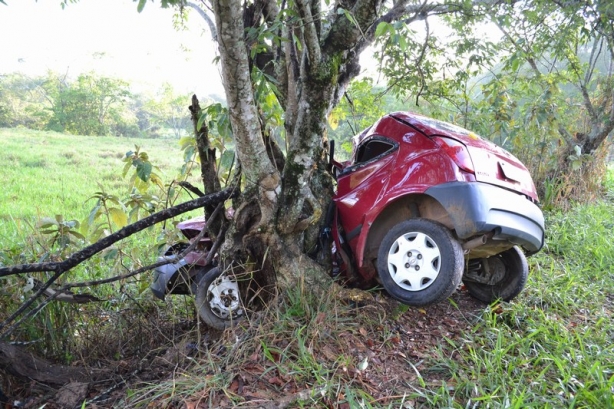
462, 233, 493, 251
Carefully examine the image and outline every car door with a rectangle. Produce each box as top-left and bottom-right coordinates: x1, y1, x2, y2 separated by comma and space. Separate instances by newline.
334, 136, 398, 242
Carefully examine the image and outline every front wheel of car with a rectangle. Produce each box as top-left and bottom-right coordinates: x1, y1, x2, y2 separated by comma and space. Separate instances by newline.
376, 219, 464, 307
195, 267, 244, 330
463, 246, 528, 303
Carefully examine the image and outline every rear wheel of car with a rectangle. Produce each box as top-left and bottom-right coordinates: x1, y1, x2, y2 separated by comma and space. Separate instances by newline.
463, 246, 528, 303
195, 267, 244, 330
376, 219, 464, 306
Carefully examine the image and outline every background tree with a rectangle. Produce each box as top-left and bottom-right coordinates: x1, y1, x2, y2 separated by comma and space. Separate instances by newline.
374, 0, 614, 205
142, 83, 193, 138
41, 72, 135, 136
328, 77, 405, 158
485, 0, 614, 204
0, 73, 51, 129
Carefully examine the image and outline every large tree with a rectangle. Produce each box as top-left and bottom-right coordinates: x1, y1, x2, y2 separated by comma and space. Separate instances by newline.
171, 0, 504, 295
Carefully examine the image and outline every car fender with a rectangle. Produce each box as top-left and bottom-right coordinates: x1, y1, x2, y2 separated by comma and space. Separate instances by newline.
150, 254, 188, 300
352, 186, 432, 272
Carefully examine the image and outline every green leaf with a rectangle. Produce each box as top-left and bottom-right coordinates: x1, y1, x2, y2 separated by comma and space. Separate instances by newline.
342, 9, 358, 28
375, 22, 391, 38
79, 218, 90, 237
68, 230, 86, 240
179, 136, 195, 150
571, 160, 582, 171
122, 161, 132, 178
108, 207, 128, 228
196, 111, 207, 131
136, 161, 152, 182
65, 219, 79, 229
399, 35, 407, 52
183, 145, 195, 163
88, 203, 102, 226
134, 176, 149, 193
219, 149, 235, 171
150, 173, 165, 190
137, 0, 147, 13
292, 33, 303, 52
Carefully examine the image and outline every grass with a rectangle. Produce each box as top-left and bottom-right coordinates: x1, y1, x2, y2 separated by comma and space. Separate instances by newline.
1, 128, 614, 407
0, 127, 202, 262
0, 127, 203, 359
415, 200, 614, 408
0, 127, 192, 222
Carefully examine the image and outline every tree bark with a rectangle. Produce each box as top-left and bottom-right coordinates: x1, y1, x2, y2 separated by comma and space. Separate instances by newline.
189, 94, 226, 238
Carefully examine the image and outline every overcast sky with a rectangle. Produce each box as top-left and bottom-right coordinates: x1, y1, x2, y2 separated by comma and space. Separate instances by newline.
0, 0, 226, 97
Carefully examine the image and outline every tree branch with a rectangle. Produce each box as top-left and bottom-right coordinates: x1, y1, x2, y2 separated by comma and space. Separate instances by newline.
183, 1, 218, 42
0, 202, 229, 337
0, 187, 237, 278
296, 0, 322, 68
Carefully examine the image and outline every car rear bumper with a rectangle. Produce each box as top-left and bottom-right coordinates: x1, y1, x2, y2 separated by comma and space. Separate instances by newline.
425, 182, 545, 253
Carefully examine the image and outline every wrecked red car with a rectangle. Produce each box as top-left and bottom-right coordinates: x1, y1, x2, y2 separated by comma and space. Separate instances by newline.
152, 111, 545, 329
329, 111, 545, 306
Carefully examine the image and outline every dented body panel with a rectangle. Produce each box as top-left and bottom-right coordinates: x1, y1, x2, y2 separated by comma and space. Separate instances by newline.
331, 112, 545, 287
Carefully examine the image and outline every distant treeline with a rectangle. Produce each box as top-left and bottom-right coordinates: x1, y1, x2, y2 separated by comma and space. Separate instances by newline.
0, 71, 217, 138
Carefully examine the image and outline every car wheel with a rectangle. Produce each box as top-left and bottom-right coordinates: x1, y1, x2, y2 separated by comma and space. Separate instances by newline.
376, 219, 464, 306
463, 246, 528, 303
195, 267, 244, 330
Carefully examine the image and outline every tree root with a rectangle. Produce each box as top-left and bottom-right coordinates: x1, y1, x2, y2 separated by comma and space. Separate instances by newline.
0, 342, 108, 385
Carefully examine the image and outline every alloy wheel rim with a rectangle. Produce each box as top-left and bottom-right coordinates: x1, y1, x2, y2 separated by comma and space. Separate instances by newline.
207, 275, 243, 320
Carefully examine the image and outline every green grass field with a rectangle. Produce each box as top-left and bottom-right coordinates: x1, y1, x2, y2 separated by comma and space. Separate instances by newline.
0, 127, 200, 244
0, 127, 204, 361
0, 127, 190, 218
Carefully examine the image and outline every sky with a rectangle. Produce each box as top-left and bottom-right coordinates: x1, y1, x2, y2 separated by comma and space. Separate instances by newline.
0, 0, 226, 98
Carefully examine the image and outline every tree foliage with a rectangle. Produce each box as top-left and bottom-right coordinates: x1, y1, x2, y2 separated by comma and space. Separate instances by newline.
40, 72, 134, 136
0, 72, 202, 138
372, 0, 614, 204
142, 83, 193, 138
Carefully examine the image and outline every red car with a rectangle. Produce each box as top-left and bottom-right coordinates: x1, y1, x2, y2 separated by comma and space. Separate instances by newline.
329, 111, 545, 306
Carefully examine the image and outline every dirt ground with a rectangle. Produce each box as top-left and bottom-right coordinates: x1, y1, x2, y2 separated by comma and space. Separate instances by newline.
2, 287, 487, 408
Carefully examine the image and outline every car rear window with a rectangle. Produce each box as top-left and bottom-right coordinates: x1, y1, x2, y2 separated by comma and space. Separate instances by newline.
355, 138, 396, 164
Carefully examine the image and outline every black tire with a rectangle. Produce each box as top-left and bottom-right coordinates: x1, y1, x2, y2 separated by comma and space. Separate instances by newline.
195, 267, 244, 330
163, 243, 190, 256
376, 219, 464, 306
464, 246, 528, 303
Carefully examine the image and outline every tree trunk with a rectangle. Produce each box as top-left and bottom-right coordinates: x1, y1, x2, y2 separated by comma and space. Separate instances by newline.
189, 94, 226, 238
207, 0, 382, 296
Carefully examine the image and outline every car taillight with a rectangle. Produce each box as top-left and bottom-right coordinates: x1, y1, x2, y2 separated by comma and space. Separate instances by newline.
432, 136, 475, 173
